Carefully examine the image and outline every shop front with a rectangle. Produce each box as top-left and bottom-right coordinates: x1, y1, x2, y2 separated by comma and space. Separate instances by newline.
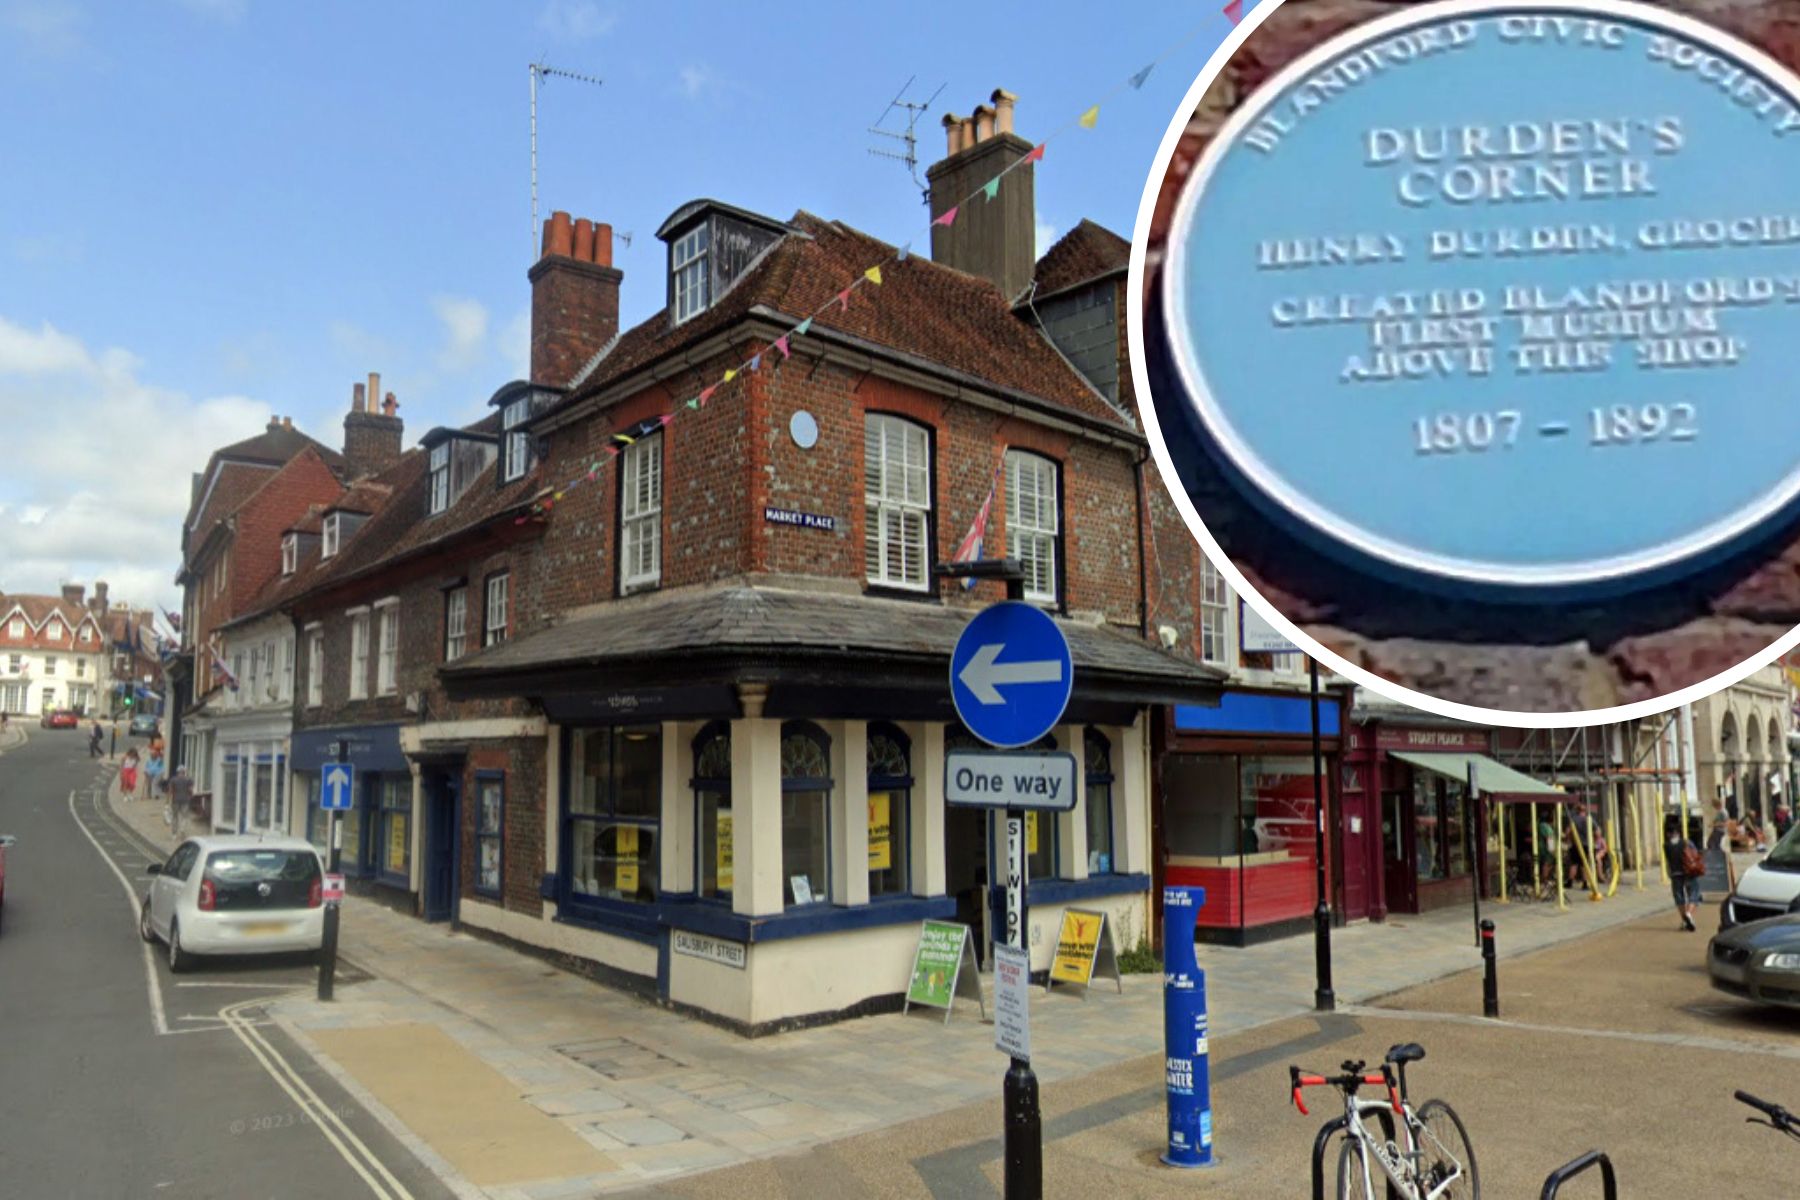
1158, 688, 1344, 945
291, 723, 416, 903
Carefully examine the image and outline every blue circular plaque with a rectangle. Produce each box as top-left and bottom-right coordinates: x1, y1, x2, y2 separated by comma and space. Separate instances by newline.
1164, 0, 1800, 589
790, 410, 819, 450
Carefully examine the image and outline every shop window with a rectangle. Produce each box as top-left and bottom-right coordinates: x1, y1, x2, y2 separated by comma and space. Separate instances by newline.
219, 756, 240, 829
692, 723, 732, 902
273, 760, 286, 832
1240, 756, 1322, 928
379, 776, 410, 883
946, 725, 1056, 882
300, 775, 325, 852
252, 758, 274, 830
1085, 729, 1115, 875
569, 726, 661, 904
341, 783, 367, 874
1414, 774, 1468, 882
781, 722, 831, 906
866, 722, 911, 898
863, 414, 931, 591
475, 773, 504, 898
1004, 451, 1060, 605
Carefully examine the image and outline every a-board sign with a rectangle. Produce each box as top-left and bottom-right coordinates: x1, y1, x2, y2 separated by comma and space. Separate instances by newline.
944, 750, 1078, 811
993, 943, 1032, 1062
1160, 0, 1800, 593
1047, 908, 1124, 995
903, 919, 985, 1024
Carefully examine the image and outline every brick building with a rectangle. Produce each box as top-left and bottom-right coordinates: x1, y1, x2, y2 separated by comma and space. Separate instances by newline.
0, 584, 114, 717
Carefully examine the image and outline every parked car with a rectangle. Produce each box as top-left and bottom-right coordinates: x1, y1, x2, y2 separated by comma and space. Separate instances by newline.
139, 836, 325, 971
38, 710, 78, 730
128, 714, 159, 738
1709, 912, 1800, 1011
0, 833, 14, 935
1720, 821, 1800, 929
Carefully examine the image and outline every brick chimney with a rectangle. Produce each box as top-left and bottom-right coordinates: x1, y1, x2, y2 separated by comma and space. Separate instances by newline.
928, 88, 1036, 303
343, 371, 404, 479
61, 583, 85, 608
529, 210, 622, 387
91, 580, 108, 614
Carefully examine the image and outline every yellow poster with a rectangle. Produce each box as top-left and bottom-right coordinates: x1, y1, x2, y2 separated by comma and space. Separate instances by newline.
867, 793, 891, 869
1050, 909, 1103, 984
616, 825, 639, 893
717, 812, 733, 891
1027, 812, 1039, 855
387, 815, 407, 872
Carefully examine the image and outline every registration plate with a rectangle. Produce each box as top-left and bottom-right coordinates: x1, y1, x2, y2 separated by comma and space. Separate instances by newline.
241, 922, 289, 936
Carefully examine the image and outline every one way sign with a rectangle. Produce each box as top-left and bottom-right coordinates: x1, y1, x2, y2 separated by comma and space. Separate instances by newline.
949, 601, 1073, 748
321, 762, 355, 811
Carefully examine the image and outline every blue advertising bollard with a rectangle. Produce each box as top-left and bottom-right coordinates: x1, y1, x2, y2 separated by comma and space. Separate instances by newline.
1162, 886, 1213, 1168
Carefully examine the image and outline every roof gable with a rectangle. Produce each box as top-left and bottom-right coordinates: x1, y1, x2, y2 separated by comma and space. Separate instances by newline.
1029, 219, 1130, 301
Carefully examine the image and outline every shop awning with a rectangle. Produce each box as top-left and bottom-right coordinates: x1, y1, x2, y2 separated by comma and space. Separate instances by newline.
1389, 751, 1570, 802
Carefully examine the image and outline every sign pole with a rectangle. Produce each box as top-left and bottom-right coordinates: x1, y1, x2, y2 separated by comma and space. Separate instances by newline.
1310, 657, 1334, 1012
1469, 760, 1484, 948
318, 746, 346, 1002
1002, 806, 1040, 1200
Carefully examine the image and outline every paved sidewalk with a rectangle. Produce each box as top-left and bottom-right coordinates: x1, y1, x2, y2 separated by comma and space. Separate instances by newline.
105, 774, 1678, 1198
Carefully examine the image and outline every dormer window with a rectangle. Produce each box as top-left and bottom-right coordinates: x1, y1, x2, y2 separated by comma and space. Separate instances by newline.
502, 398, 531, 482
47, 619, 62, 640
322, 513, 341, 559
281, 534, 298, 576
429, 443, 451, 513
672, 225, 710, 323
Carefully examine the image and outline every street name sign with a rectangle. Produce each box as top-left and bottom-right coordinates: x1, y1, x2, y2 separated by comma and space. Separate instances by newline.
993, 943, 1032, 1062
321, 762, 355, 811
944, 750, 1078, 811
1161, 1, 1800, 593
949, 601, 1073, 748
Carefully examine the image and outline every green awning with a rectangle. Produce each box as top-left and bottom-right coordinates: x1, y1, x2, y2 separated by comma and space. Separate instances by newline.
1389, 751, 1569, 801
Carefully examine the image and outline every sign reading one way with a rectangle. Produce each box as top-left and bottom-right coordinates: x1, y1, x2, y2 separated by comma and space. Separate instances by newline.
945, 749, 1078, 811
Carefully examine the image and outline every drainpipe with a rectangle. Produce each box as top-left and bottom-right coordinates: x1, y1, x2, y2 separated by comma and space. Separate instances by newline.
1133, 446, 1151, 638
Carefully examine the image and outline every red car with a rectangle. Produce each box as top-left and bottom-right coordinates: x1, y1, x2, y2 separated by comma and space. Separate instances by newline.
39, 710, 78, 729
0, 834, 14, 934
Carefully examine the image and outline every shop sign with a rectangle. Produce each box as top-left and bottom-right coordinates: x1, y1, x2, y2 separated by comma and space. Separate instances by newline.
1159, 1, 1800, 593
903, 919, 985, 1023
762, 506, 836, 532
1375, 727, 1491, 752
993, 943, 1032, 1062
1047, 908, 1123, 995
867, 794, 891, 869
672, 930, 746, 970
1239, 599, 1298, 654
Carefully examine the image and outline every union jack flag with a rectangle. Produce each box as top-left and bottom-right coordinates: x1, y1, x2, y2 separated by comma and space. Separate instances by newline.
951, 461, 1005, 590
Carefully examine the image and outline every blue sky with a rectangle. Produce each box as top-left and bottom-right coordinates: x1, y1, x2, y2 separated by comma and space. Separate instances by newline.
0, 0, 1250, 611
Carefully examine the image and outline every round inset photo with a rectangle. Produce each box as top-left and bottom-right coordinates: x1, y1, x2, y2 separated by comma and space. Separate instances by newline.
1130, 0, 1800, 722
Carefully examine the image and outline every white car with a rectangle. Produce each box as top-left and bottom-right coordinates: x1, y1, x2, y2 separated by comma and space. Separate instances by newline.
1721, 821, 1800, 929
139, 835, 326, 971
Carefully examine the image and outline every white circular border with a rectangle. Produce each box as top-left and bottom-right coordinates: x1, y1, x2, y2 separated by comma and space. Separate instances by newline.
1165, 0, 1800, 588
1127, 0, 1800, 728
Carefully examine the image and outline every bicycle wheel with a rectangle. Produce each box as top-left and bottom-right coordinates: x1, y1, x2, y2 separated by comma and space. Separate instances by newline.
1336, 1138, 1379, 1200
1415, 1100, 1479, 1199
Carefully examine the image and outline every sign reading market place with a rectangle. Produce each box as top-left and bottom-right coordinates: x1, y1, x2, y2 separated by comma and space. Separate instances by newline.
1162, 1, 1800, 591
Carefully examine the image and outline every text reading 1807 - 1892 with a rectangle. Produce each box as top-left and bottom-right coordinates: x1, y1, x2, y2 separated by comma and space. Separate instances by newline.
1244, 14, 1800, 456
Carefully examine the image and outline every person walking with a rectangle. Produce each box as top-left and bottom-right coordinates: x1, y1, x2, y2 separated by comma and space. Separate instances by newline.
87, 720, 104, 758
144, 747, 165, 803
1776, 799, 1794, 841
1665, 814, 1705, 931
120, 747, 140, 798
167, 766, 193, 838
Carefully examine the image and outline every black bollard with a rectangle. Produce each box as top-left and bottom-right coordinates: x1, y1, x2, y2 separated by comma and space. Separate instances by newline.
1004, 1059, 1042, 1200
1480, 919, 1498, 1018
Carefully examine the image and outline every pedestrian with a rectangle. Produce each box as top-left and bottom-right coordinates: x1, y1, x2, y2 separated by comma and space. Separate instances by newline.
167, 766, 193, 838
144, 747, 165, 803
1537, 812, 1558, 890
1776, 800, 1794, 840
1665, 814, 1705, 931
120, 747, 140, 797
88, 720, 104, 758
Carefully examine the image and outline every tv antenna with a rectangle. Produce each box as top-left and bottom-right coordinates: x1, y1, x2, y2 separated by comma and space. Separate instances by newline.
868, 76, 944, 205
530, 61, 605, 257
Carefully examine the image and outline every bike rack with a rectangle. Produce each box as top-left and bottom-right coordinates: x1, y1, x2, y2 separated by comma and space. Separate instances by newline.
1310, 1111, 1401, 1200
1540, 1149, 1617, 1199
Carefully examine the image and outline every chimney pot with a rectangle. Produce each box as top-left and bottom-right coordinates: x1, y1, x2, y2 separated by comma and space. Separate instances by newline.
992, 88, 1018, 135
942, 112, 965, 156
352, 382, 366, 412
544, 210, 575, 260
368, 373, 381, 414
594, 222, 613, 268
973, 104, 995, 143
573, 218, 595, 263
958, 116, 975, 152
383, 393, 398, 417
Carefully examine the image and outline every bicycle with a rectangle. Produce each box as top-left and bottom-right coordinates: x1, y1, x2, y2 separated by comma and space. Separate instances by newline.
1290, 1043, 1480, 1200
1736, 1090, 1799, 1148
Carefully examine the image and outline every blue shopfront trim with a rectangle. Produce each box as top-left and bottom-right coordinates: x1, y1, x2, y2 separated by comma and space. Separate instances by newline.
1174, 692, 1338, 737
659, 893, 957, 944
1027, 872, 1151, 906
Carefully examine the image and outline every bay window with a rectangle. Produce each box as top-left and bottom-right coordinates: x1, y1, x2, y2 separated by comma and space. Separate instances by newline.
693, 724, 732, 901
866, 722, 911, 897
1085, 729, 1115, 875
780, 722, 831, 906
567, 726, 661, 904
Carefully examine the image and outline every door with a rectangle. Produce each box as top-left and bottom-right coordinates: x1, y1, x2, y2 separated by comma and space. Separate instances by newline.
1381, 790, 1416, 914
1339, 785, 1372, 922
423, 773, 459, 923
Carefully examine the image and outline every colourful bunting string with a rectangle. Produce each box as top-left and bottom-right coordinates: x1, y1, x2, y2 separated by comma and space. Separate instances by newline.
514, 2, 1251, 525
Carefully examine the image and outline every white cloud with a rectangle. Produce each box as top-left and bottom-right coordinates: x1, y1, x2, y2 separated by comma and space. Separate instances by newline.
0, 315, 271, 612
1036, 219, 1059, 258
431, 295, 490, 371
537, 0, 614, 40
1, 0, 85, 57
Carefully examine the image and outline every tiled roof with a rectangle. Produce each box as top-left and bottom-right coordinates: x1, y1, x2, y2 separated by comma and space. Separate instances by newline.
556, 211, 1130, 430
1030, 219, 1129, 300
442, 583, 1223, 697
216, 423, 343, 470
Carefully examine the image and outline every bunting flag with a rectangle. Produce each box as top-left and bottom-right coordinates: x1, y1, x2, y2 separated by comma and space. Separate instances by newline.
161, 606, 182, 631
510, 2, 1253, 525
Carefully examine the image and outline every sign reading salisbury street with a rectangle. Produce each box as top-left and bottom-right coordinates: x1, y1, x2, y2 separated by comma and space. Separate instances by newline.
944, 749, 1079, 811
1163, 1, 1800, 590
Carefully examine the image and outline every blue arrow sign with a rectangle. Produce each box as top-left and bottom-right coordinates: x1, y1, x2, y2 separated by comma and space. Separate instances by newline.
321, 762, 355, 811
950, 602, 1074, 749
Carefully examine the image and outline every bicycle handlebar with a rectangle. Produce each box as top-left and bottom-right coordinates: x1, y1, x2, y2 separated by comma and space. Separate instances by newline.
1736, 1091, 1793, 1126
1289, 1064, 1402, 1117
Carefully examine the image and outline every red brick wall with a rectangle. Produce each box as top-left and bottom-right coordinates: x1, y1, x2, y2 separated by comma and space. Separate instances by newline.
461, 740, 546, 917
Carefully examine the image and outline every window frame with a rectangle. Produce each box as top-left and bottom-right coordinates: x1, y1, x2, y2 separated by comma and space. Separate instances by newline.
501, 399, 531, 483
281, 534, 298, 576
618, 431, 664, 595
483, 572, 510, 647
428, 442, 451, 514
863, 413, 934, 594
377, 774, 411, 886
347, 609, 371, 700
1084, 728, 1117, 876
474, 771, 505, 900
691, 721, 732, 903
374, 599, 399, 696
444, 587, 468, 662
1004, 449, 1063, 607
779, 720, 833, 907
562, 725, 663, 912
305, 625, 323, 708
671, 223, 711, 324
322, 514, 341, 559
1199, 557, 1231, 668
865, 721, 912, 899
